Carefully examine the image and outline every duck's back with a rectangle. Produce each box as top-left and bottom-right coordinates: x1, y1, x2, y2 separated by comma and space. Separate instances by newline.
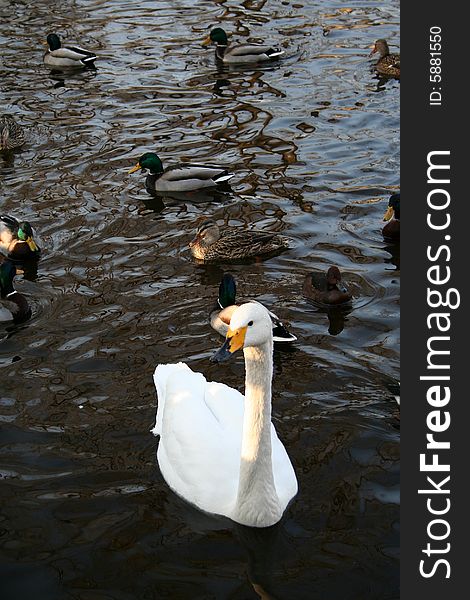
377, 53, 400, 77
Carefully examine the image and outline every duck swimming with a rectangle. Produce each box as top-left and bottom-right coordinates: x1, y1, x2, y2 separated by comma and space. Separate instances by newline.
303, 266, 352, 305
382, 193, 400, 240
190, 220, 289, 262
0, 261, 31, 323
0, 216, 40, 260
152, 302, 298, 527
44, 33, 97, 69
210, 273, 296, 343
129, 152, 233, 193
203, 27, 285, 64
0, 116, 25, 151
369, 39, 400, 79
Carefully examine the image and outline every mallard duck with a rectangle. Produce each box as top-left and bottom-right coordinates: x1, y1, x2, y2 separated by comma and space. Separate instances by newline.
0, 216, 40, 260
203, 27, 285, 64
0, 116, 25, 151
190, 220, 289, 262
152, 302, 298, 527
369, 39, 400, 78
0, 261, 31, 323
211, 273, 297, 343
129, 152, 233, 192
44, 33, 97, 69
382, 193, 400, 240
303, 266, 352, 305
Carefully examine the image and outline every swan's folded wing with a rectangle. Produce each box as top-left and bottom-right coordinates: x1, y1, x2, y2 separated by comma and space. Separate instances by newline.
155, 369, 242, 514
204, 380, 245, 431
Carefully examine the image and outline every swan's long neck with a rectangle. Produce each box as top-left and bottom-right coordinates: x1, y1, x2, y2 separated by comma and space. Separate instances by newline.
233, 339, 282, 527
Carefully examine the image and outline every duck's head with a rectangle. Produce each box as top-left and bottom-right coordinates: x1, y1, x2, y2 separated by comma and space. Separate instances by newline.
327, 265, 350, 295
369, 39, 390, 58
383, 193, 400, 221
189, 220, 221, 249
17, 222, 39, 252
203, 28, 228, 47
46, 33, 61, 51
326, 266, 341, 286
128, 153, 164, 176
212, 302, 272, 361
0, 261, 16, 298
218, 273, 236, 308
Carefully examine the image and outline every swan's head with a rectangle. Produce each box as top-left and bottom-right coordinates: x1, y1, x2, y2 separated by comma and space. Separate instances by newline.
212, 302, 272, 362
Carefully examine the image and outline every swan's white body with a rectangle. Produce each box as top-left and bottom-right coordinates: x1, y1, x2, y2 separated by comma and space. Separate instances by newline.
152, 303, 298, 527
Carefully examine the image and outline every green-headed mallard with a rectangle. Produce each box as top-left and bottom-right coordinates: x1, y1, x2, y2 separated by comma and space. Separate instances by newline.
129, 152, 233, 192
152, 302, 298, 527
0, 261, 31, 323
0, 116, 25, 151
303, 266, 352, 306
369, 39, 400, 79
0, 216, 41, 260
203, 27, 285, 64
382, 193, 400, 240
210, 273, 296, 343
44, 33, 97, 69
190, 220, 289, 262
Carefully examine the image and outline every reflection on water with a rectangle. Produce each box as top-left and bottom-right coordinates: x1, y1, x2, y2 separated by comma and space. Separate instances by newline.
1, 0, 399, 598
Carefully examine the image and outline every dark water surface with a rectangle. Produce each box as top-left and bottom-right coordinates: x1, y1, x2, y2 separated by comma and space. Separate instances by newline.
1, 0, 399, 598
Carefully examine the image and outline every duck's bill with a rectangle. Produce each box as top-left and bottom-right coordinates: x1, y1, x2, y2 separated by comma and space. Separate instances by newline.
368, 43, 377, 57
128, 164, 142, 174
211, 326, 247, 362
202, 36, 212, 46
26, 237, 39, 252
383, 206, 394, 221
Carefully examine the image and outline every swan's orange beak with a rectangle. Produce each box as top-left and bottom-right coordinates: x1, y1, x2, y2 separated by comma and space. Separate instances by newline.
383, 206, 394, 221
226, 326, 247, 353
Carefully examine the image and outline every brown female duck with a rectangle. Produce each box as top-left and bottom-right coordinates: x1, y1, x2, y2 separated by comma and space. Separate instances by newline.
370, 39, 400, 79
189, 220, 289, 262
303, 266, 352, 305
382, 193, 400, 240
0, 115, 25, 151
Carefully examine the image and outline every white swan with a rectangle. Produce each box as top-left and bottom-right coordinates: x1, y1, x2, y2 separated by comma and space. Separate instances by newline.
152, 302, 298, 528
